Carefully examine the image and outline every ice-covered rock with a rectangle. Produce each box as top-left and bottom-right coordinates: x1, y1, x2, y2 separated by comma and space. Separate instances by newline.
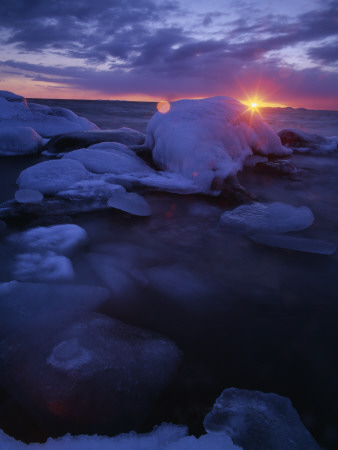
12, 252, 74, 282
220, 202, 314, 234
0, 126, 43, 156
278, 129, 338, 154
146, 97, 290, 195
15, 189, 44, 204
88, 141, 140, 157
56, 179, 125, 201
203, 387, 320, 450
63, 147, 153, 175
108, 191, 152, 216
249, 233, 336, 255
0, 282, 109, 338
0, 91, 98, 137
42, 128, 146, 154
0, 424, 241, 450
17, 159, 90, 195
8, 224, 88, 255
243, 155, 268, 168
253, 159, 301, 177
0, 313, 182, 435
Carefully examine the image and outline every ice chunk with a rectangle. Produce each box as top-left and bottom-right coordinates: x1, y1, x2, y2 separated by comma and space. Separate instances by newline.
108, 191, 152, 216
0, 91, 98, 137
278, 129, 338, 154
43, 128, 145, 154
15, 189, 43, 204
0, 313, 182, 434
146, 97, 290, 195
88, 141, 139, 157
249, 233, 336, 255
8, 224, 88, 255
63, 148, 153, 174
0, 424, 241, 450
220, 202, 314, 234
12, 252, 74, 282
0, 126, 43, 156
203, 387, 320, 450
17, 159, 89, 195
56, 178, 125, 201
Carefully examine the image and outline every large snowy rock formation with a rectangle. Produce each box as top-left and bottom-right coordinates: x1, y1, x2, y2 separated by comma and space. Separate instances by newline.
146, 96, 290, 195
204, 388, 321, 450
0, 90, 98, 139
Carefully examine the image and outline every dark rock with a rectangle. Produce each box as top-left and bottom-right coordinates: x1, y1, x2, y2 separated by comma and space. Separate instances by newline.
43, 128, 146, 154
278, 129, 337, 153
254, 159, 302, 178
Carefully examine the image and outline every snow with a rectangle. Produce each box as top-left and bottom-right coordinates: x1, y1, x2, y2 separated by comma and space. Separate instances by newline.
15, 189, 44, 204
17, 159, 90, 195
12, 252, 74, 282
204, 387, 320, 450
0, 91, 98, 137
249, 234, 336, 254
0, 126, 43, 155
108, 191, 152, 216
220, 202, 314, 234
8, 224, 88, 255
62, 148, 153, 175
0, 313, 183, 435
0, 424, 241, 450
146, 96, 290, 194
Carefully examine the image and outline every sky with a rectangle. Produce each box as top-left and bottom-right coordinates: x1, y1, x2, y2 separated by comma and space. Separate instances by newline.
0, 0, 337, 109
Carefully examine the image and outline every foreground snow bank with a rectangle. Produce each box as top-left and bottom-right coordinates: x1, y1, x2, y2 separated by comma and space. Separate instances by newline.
0, 425, 240, 450
146, 97, 290, 195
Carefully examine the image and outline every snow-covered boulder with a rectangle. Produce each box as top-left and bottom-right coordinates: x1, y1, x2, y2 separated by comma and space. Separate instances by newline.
63, 148, 153, 175
146, 97, 290, 195
203, 388, 320, 450
278, 129, 338, 154
12, 252, 74, 282
220, 202, 314, 234
17, 159, 90, 195
8, 224, 88, 255
43, 128, 146, 154
0, 313, 182, 435
0, 91, 98, 137
15, 189, 44, 204
0, 126, 43, 155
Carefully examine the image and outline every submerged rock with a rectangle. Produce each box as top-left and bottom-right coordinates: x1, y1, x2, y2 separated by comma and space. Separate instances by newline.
204, 388, 320, 450
220, 202, 314, 234
0, 313, 182, 435
43, 128, 146, 154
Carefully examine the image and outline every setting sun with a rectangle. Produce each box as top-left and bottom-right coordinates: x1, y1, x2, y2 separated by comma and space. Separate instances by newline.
251, 102, 258, 108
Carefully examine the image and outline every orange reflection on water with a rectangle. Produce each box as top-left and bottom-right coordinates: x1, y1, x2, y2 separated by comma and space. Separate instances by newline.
157, 101, 171, 114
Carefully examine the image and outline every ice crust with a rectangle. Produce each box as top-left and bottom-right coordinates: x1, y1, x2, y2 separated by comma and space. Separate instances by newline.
0, 126, 43, 155
17, 159, 90, 195
203, 387, 320, 450
108, 191, 152, 216
0, 424, 241, 450
220, 202, 314, 234
146, 96, 290, 194
0, 91, 98, 137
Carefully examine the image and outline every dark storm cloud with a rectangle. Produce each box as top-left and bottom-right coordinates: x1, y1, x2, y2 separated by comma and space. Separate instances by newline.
307, 40, 338, 65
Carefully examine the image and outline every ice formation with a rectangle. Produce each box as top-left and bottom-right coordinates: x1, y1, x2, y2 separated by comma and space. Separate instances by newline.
56, 179, 126, 201
43, 128, 146, 154
8, 224, 88, 255
0, 424, 241, 450
278, 128, 338, 154
0, 313, 183, 435
220, 202, 314, 234
63, 147, 154, 174
0, 91, 98, 137
17, 159, 90, 195
107, 191, 152, 216
249, 234, 336, 254
0, 126, 43, 156
12, 252, 74, 282
203, 387, 320, 450
146, 96, 290, 194
15, 189, 44, 204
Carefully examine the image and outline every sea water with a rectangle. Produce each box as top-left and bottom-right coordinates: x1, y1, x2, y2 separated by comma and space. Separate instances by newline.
1, 100, 338, 449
